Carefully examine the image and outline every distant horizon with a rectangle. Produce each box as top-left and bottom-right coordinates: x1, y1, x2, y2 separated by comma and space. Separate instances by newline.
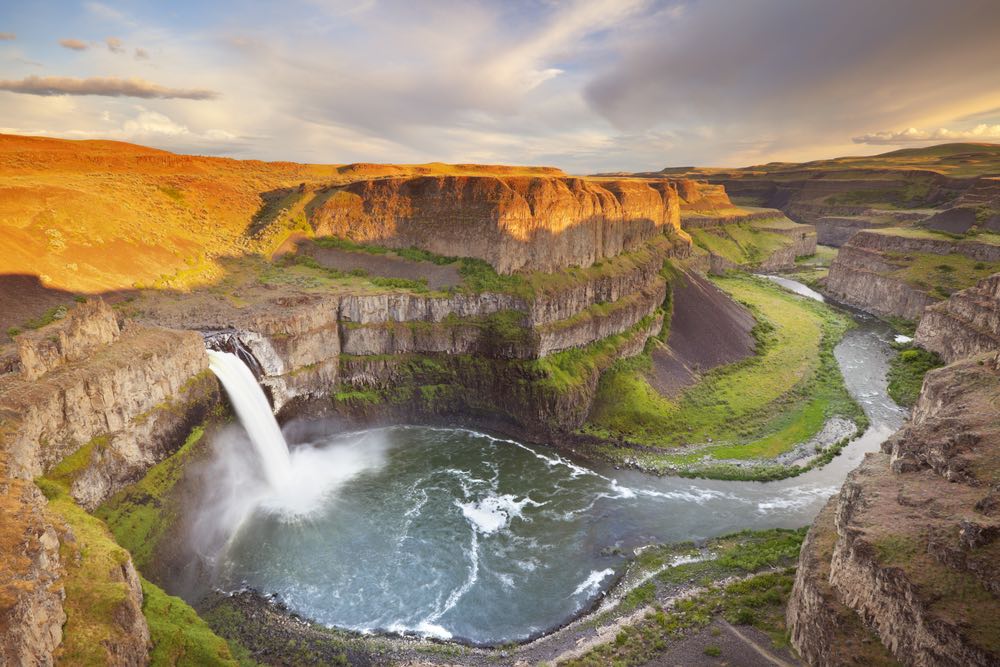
2, 1, 999, 172
5, 130, 1000, 175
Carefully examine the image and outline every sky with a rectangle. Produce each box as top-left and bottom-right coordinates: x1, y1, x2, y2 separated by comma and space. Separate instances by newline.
1, 0, 999, 173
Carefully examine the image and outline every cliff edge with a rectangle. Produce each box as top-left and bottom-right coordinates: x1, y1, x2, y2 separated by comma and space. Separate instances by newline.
788, 350, 1000, 666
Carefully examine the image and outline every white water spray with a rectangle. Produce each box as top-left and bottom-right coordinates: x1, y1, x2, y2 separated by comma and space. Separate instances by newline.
207, 350, 292, 488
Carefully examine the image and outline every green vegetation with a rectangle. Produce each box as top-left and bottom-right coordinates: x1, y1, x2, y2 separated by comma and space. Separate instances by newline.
158, 185, 185, 203
882, 248, 1000, 299
689, 221, 807, 267
823, 180, 936, 208
585, 275, 864, 477
247, 188, 305, 236
142, 579, 238, 666
37, 422, 242, 666
34, 476, 139, 666
794, 245, 837, 288
308, 232, 681, 300
96, 426, 206, 570
566, 529, 806, 667
887, 345, 943, 407
23, 304, 68, 330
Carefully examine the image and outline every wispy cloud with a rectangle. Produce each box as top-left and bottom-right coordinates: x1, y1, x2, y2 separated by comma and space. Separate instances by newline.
85, 1, 134, 26
0, 32, 15, 41
0, 76, 219, 100
106, 36, 124, 53
134, 48, 149, 60
58, 38, 88, 51
854, 124, 1000, 145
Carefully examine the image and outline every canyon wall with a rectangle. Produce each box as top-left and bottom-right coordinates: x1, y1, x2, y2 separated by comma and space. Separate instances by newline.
915, 273, 1000, 363
0, 310, 217, 508
0, 300, 220, 665
824, 230, 1000, 320
147, 235, 682, 417
788, 344, 1000, 664
308, 176, 682, 274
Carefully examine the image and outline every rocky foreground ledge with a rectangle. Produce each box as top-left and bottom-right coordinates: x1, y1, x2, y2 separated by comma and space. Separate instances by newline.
788, 350, 1000, 666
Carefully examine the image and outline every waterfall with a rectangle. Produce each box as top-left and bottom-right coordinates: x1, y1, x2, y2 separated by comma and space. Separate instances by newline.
207, 350, 292, 488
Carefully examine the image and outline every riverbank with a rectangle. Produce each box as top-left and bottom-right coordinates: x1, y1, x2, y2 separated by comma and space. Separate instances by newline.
183, 528, 810, 666
580, 273, 867, 480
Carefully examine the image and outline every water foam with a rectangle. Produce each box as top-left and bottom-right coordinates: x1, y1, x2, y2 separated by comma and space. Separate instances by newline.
572, 568, 615, 597
457, 493, 542, 535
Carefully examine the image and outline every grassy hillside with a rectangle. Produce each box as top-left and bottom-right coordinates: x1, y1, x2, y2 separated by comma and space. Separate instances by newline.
668, 143, 1000, 179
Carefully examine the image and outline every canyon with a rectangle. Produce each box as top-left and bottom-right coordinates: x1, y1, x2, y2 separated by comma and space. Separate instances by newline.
1, 135, 998, 666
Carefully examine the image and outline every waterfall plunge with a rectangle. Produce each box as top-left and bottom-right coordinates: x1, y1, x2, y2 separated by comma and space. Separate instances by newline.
207, 350, 292, 488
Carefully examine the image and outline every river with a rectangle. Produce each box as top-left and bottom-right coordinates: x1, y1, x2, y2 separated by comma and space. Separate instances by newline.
201, 277, 907, 646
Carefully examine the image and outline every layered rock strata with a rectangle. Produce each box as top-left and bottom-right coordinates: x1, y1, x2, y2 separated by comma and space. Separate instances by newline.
142, 235, 682, 413
915, 273, 1000, 363
308, 176, 682, 274
0, 300, 217, 665
788, 351, 1000, 666
824, 230, 1000, 320
0, 307, 216, 508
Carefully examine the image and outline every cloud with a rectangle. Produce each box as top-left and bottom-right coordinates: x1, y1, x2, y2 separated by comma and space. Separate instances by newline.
106, 37, 124, 53
134, 48, 149, 60
0, 32, 15, 41
59, 38, 89, 51
582, 0, 1000, 164
0, 76, 219, 99
0, 107, 244, 154
854, 124, 1000, 145
85, 2, 133, 26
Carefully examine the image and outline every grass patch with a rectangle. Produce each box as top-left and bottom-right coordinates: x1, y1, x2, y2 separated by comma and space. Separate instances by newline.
887, 345, 943, 407
883, 250, 1000, 299
566, 529, 806, 667
142, 578, 238, 666
158, 185, 185, 203
39, 423, 240, 666
23, 304, 68, 330
689, 224, 797, 267
35, 476, 138, 666
584, 274, 863, 476
95, 426, 206, 570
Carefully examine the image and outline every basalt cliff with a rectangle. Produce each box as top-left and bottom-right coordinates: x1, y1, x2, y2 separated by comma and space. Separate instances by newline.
308, 175, 682, 274
824, 230, 1000, 321
788, 279, 1000, 666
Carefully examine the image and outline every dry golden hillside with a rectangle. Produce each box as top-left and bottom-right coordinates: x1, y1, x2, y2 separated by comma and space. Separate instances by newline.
0, 133, 567, 294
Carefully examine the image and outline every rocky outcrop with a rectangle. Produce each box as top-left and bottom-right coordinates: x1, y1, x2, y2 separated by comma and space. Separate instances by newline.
16, 300, 120, 381
333, 313, 663, 437
826, 230, 1000, 320
825, 244, 936, 320
915, 273, 1000, 363
0, 301, 217, 508
0, 300, 217, 665
676, 179, 730, 212
812, 216, 897, 247
0, 476, 65, 667
308, 176, 682, 274
788, 352, 1000, 666
143, 235, 681, 412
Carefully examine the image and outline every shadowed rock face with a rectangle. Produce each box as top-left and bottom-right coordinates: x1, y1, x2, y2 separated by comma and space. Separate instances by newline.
788, 351, 1000, 667
825, 230, 1000, 321
309, 175, 683, 274
916, 273, 1000, 363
